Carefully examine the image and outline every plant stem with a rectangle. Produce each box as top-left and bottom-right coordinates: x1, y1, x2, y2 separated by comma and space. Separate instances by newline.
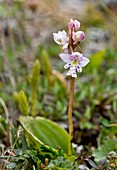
68, 77, 75, 155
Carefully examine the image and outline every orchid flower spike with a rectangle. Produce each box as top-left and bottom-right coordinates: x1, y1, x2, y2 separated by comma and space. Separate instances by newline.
59, 52, 89, 78
53, 19, 90, 78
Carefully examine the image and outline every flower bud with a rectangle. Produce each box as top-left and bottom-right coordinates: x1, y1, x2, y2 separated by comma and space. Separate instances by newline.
73, 31, 85, 41
68, 19, 80, 31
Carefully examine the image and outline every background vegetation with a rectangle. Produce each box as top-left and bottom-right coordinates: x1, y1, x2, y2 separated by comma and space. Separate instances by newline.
0, 0, 117, 169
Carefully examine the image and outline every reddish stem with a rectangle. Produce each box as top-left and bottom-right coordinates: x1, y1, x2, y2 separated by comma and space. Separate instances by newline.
68, 77, 75, 155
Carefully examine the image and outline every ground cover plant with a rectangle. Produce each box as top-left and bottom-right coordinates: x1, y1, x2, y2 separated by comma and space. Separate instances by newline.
0, 0, 117, 169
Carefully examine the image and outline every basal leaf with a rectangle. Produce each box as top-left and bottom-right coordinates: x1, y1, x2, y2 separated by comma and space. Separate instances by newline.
19, 116, 69, 153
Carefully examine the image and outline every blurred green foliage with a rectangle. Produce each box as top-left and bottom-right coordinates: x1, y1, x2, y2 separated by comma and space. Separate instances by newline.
17, 90, 29, 116
93, 139, 117, 162
30, 60, 40, 116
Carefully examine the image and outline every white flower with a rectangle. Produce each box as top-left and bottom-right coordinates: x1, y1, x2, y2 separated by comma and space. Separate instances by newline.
59, 52, 90, 78
53, 30, 68, 45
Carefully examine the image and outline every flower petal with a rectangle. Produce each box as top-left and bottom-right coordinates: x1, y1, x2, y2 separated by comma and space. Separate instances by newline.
64, 62, 72, 69
76, 65, 82, 72
66, 67, 74, 75
68, 19, 80, 31
53, 33, 61, 45
62, 43, 69, 50
73, 31, 85, 41
74, 20, 80, 30
71, 52, 83, 58
66, 66, 77, 78
73, 74, 77, 78
80, 57, 90, 67
72, 71, 77, 78
68, 19, 74, 29
66, 70, 77, 78
59, 53, 71, 63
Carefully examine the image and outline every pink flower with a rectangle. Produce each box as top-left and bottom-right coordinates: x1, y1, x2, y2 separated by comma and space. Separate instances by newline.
68, 19, 80, 31
53, 30, 68, 45
73, 31, 85, 41
59, 52, 90, 78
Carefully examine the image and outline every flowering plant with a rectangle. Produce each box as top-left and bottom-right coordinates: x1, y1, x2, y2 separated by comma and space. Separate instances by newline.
53, 19, 90, 156
53, 19, 89, 78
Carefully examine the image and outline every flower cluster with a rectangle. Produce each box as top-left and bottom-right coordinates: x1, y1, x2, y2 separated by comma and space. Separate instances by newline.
53, 19, 89, 78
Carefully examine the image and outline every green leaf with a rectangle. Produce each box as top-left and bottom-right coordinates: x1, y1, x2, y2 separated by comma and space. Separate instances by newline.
30, 60, 40, 116
46, 156, 74, 170
93, 139, 117, 162
88, 49, 106, 71
7, 162, 17, 168
100, 116, 110, 127
18, 90, 29, 115
19, 116, 69, 153
84, 106, 91, 120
